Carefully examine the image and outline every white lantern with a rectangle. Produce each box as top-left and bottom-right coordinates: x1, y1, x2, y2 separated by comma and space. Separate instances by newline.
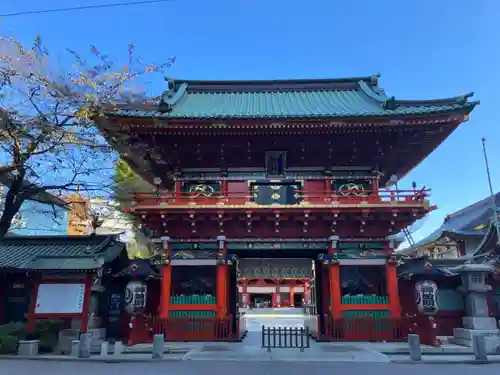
124, 280, 148, 315
415, 280, 440, 315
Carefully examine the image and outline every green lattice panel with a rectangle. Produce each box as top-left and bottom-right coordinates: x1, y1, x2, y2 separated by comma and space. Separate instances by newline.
342, 295, 389, 304
168, 310, 216, 319
170, 295, 216, 304
341, 310, 390, 319
328, 295, 389, 306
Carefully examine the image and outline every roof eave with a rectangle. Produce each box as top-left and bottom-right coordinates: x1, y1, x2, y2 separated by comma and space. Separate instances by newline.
106, 103, 477, 121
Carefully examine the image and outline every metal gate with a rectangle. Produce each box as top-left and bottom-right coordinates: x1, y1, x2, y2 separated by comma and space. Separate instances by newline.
261, 325, 310, 351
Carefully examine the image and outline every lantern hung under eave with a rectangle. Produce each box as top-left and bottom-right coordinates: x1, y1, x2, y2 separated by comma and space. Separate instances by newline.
414, 280, 440, 316
124, 280, 148, 315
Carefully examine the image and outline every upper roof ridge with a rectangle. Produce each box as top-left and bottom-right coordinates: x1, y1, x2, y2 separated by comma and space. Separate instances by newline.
162, 75, 379, 93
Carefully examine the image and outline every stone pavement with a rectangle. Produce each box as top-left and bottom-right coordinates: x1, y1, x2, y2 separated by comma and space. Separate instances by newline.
2, 359, 500, 375
182, 331, 391, 362
388, 354, 500, 364
3, 308, 500, 364
244, 307, 306, 331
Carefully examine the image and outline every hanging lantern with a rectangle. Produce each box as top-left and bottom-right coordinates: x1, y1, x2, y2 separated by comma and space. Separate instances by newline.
415, 280, 440, 315
124, 280, 148, 315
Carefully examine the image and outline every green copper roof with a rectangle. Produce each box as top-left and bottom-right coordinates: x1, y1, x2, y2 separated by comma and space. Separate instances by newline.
0, 235, 126, 270
110, 75, 479, 120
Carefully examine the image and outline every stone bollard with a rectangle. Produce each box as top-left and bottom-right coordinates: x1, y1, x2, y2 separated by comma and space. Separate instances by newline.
473, 335, 488, 362
18, 340, 40, 357
100, 341, 109, 356
79, 333, 92, 358
113, 341, 124, 356
152, 334, 165, 359
70, 340, 80, 357
408, 334, 422, 362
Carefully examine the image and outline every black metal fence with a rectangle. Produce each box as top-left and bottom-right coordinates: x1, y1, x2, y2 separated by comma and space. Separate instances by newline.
261, 325, 310, 352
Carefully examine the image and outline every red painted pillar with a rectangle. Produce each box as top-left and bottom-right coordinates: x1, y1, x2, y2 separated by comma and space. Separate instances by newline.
216, 236, 228, 318
304, 282, 311, 305
160, 237, 172, 319
276, 282, 281, 307
325, 177, 333, 202
79, 273, 93, 334
322, 267, 329, 311
26, 278, 40, 334
242, 281, 249, 308
328, 236, 342, 319
174, 180, 182, 201
372, 176, 379, 195
386, 257, 401, 318
272, 292, 277, 308
289, 287, 295, 307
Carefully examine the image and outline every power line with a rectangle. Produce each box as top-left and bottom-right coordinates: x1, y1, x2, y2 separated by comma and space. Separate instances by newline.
0, 0, 174, 17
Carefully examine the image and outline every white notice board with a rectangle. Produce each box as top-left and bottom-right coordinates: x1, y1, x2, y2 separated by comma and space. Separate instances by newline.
35, 283, 86, 314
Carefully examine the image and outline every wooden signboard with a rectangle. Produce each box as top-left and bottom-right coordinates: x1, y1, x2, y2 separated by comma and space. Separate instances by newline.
35, 283, 85, 315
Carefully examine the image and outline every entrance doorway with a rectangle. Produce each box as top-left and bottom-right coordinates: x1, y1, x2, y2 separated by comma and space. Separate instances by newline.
250, 293, 272, 308
293, 293, 303, 307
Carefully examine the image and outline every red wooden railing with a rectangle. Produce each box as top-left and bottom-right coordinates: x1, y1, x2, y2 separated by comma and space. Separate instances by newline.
132, 188, 431, 207
319, 316, 455, 345
321, 317, 408, 342
128, 315, 242, 345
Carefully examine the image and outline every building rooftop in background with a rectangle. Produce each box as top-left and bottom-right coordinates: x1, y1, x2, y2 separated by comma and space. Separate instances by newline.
0, 235, 126, 270
399, 192, 500, 257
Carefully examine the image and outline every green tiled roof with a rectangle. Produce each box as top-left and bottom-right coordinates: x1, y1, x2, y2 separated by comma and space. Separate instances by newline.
0, 235, 126, 270
109, 75, 478, 120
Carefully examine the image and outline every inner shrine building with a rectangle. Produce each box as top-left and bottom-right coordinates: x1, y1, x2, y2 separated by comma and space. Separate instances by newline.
99, 75, 477, 340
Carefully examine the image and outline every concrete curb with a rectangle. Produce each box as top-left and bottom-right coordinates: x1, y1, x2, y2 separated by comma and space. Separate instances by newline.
122, 349, 190, 355
0, 355, 185, 363
390, 359, 495, 365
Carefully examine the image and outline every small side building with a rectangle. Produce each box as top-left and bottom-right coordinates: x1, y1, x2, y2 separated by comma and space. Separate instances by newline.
400, 192, 500, 259
0, 235, 129, 350
397, 194, 500, 349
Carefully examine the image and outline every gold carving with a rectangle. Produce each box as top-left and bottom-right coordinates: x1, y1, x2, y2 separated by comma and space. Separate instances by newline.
189, 184, 214, 197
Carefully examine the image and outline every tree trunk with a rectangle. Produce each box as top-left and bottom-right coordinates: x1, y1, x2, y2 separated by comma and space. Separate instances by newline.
0, 182, 25, 238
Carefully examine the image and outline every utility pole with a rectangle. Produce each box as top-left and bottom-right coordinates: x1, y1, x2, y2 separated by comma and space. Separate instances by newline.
481, 137, 500, 244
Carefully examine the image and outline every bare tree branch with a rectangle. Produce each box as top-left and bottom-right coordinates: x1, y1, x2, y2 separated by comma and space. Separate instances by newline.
0, 36, 172, 237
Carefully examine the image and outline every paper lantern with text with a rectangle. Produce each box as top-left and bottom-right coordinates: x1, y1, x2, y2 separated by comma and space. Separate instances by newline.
415, 280, 440, 315
124, 280, 147, 315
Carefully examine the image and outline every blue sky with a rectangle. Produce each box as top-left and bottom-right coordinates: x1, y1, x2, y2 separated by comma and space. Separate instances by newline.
2, 0, 499, 241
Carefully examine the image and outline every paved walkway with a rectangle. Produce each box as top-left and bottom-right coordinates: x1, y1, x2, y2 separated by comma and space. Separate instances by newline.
184, 308, 390, 362
244, 307, 306, 331
4, 308, 499, 364
2, 359, 500, 375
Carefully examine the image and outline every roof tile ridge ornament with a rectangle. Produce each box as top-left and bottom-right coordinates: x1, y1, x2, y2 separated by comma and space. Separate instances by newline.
392, 92, 478, 107
358, 77, 479, 111
356, 79, 397, 110
159, 75, 379, 93
471, 218, 500, 257
158, 77, 188, 113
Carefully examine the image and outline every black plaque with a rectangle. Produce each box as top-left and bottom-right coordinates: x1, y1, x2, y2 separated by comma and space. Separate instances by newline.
3, 283, 31, 323
105, 289, 124, 340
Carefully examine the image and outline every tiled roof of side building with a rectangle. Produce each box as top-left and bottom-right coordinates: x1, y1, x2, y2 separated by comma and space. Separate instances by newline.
399, 192, 500, 255
108, 74, 479, 120
0, 235, 126, 270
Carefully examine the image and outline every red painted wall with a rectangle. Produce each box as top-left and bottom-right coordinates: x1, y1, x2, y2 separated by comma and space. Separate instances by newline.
303, 180, 326, 204
226, 181, 249, 204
